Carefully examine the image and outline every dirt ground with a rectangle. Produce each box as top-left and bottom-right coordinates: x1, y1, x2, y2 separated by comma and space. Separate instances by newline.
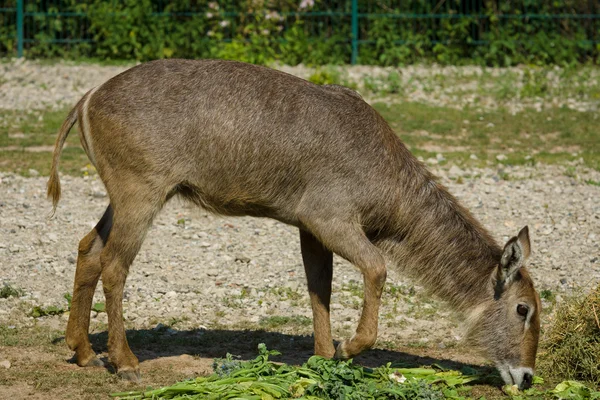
0, 326, 508, 399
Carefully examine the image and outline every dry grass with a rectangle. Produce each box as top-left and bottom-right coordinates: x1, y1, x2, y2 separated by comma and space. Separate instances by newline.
538, 285, 600, 386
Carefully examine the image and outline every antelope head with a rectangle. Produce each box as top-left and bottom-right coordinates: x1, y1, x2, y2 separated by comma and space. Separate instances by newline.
470, 226, 541, 390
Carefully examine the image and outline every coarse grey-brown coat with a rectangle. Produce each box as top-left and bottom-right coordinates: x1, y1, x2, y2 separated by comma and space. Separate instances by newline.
48, 59, 540, 389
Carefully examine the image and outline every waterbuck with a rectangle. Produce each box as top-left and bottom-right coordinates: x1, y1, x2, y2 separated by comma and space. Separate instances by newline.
47, 59, 540, 389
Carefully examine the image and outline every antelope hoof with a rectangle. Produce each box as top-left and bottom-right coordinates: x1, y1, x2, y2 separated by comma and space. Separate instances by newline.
83, 357, 104, 367
333, 341, 351, 360
118, 368, 141, 383
75, 351, 104, 368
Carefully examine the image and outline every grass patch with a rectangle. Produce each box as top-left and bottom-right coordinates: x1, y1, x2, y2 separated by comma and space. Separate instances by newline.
0, 324, 64, 348
538, 285, 600, 386
374, 102, 599, 170
0, 107, 89, 175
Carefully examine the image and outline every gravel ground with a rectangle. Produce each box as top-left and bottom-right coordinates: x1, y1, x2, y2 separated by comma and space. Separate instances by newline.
1, 164, 598, 348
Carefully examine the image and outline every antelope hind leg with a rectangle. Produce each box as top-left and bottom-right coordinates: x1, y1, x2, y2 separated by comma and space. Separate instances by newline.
66, 205, 113, 367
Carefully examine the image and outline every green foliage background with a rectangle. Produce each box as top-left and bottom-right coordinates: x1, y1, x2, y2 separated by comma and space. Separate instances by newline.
0, 0, 599, 65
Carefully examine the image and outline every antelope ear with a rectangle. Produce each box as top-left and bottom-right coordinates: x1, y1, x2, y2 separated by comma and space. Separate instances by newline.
497, 226, 531, 284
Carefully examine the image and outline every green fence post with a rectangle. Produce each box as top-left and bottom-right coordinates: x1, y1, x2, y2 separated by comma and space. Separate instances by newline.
351, 0, 358, 64
17, 0, 24, 57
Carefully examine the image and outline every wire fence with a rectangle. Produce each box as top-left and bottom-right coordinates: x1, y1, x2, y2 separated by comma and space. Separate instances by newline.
1, 0, 599, 64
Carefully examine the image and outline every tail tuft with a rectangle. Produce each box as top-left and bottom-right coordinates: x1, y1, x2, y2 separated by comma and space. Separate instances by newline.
47, 106, 78, 217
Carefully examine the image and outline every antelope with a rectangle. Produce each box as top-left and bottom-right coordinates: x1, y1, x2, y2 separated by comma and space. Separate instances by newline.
47, 59, 540, 389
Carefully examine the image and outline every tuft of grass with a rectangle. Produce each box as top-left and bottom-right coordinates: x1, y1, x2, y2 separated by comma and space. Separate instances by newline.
585, 179, 600, 186
564, 166, 577, 178
538, 285, 600, 386
0, 284, 24, 298
269, 287, 303, 301
540, 289, 555, 302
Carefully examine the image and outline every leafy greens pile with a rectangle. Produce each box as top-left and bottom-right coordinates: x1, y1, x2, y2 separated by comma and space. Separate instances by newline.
112, 343, 477, 399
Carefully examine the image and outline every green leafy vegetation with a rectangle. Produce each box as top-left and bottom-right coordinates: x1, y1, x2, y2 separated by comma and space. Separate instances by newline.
29, 292, 104, 318
29, 305, 66, 318
112, 343, 478, 399
3, 1, 599, 66
64, 292, 105, 313
112, 344, 600, 399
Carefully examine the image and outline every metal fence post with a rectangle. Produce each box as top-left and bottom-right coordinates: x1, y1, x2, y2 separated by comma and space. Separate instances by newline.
17, 0, 24, 57
351, 0, 358, 64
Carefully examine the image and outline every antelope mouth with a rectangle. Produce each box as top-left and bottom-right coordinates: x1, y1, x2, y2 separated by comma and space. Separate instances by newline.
498, 365, 534, 390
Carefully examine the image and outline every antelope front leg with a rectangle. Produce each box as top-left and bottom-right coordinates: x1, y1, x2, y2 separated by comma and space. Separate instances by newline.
300, 215, 386, 360
335, 261, 386, 359
300, 229, 335, 357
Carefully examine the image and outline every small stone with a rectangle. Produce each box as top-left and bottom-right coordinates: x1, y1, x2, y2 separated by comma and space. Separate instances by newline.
28, 169, 39, 177
496, 154, 507, 161
0, 360, 10, 369
436, 153, 445, 161
166, 291, 177, 298
486, 122, 495, 128
92, 190, 107, 198
539, 225, 554, 236
469, 154, 478, 160
448, 165, 464, 178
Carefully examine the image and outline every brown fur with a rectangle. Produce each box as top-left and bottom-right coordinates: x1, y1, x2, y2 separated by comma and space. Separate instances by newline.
47, 59, 540, 386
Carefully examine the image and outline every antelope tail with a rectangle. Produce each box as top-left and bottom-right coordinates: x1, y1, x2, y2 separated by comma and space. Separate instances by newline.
47, 106, 78, 216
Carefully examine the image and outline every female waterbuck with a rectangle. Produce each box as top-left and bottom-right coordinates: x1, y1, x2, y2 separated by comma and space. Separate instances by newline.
47, 59, 540, 389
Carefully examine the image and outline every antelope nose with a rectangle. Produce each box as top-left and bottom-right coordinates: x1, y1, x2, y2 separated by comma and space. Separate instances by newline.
520, 372, 533, 390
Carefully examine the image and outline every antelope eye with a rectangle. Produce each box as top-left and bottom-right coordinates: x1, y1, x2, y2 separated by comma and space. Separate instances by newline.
516, 304, 529, 317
